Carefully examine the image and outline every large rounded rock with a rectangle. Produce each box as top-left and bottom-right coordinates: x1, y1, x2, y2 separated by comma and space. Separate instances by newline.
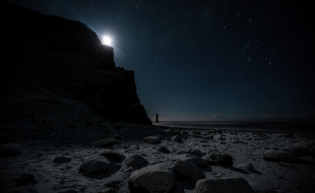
100, 149, 125, 162
0, 143, 23, 158
154, 145, 170, 153
144, 136, 161, 144
203, 149, 233, 167
79, 154, 121, 174
187, 148, 202, 157
173, 160, 205, 182
195, 178, 254, 193
171, 135, 183, 142
123, 155, 149, 170
184, 157, 209, 168
129, 163, 176, 193
93, 139, 113, 147
263, 150, 301, 163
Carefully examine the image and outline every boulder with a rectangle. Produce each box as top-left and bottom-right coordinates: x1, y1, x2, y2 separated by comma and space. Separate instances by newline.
285, 141, 314, 157
171, 135, 183, 142
129, 163, 176, 193
184, 157, 209, 168
123, 155, 149, 170
237, 163, 255, 173
172, 160, 205, 182
0, 143, 23, 158
154, 145, 170, 153
53, 156, 71, 163
187, 148, 202, 157
263, 150, 301, 163
194, 178, 254, 193
203, 149, 233, 167
144, 136, 161, 144
93, 139, 113, 147
100, 149, 125, 162
79, 154, 121, 174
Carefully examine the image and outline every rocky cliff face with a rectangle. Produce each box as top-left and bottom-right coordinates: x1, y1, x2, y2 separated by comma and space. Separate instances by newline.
1, 1, 152, 125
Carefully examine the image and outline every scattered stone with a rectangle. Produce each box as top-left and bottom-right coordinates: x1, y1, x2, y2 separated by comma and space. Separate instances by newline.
0, 143, 23, 158
154, 145, 170, 153
263, 150, 301, 163
204, 135, 213, 139
79, 155, 121, 174
125, 145, 139, 152
53, 156, 71, 163
172, 160, 205, 182
16, 174, 36, 187
195, 178, 254, 193
100, 149, 125, 162
214, 134, 223, 140
184, 157, 209, 168
93, 139, 113, 147
187, 148, 202, 157
129, 163, 176, 193
237, 163, 256, 173
198, 139, 208, 143
203, 149, 233, 167
175, 149, 187, 154
144, 136, 161, 144
171, 135, 183, 142
123, 155, 149, 170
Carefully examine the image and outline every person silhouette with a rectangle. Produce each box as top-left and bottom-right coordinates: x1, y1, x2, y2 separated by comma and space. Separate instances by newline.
155, 113, 159, 123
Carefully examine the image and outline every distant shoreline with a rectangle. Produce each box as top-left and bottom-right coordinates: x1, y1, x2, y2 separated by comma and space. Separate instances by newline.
153, 121, 315, 134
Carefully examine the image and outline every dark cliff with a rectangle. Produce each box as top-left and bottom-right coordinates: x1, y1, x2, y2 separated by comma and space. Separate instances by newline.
1, 1, 152, 125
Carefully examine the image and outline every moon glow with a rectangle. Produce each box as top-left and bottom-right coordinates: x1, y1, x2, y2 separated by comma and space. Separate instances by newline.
102, 36, 112, 46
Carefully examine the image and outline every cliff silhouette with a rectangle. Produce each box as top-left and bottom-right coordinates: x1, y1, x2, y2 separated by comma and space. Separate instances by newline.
1, 1, 152, 125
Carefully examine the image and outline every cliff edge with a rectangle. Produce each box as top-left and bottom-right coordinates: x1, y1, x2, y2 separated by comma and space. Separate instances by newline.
1, 1, 152, 125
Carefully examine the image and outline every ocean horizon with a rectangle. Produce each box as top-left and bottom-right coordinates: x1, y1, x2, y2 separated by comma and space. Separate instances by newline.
153, 121, 315, 133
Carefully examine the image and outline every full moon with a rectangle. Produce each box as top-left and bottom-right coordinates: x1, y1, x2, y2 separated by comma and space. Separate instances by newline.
102, 36, 112, 46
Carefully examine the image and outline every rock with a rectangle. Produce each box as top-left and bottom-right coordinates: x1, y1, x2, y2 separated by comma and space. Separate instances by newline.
93, 139, 113, 147
3, 187, 39, 193
79, 154, 121, 174
16, 174, 36, 187
123, 155, 149, 170
237, 163, 255, 173
184, 157, 209, 168
0, 133, 14, 145
154, 145, 170, 153
187, 148, 202, 157
195, 178, 254, 193
203, 149, 233, 167
172, 160, 205, 182
171, 135, 183, 142
263, 150, 301, 163
129, 163, 176, 193
285, 141, 314, 157
53, 156, 71, 163
214, 134, 223, 140
0, 143, 23, 158
198, 139, 208, 143
204, 135, 213, 139
144, 136, 161, 144
125, 145, 139, 152
109, 137, 122, 145
100, 149, 125, 162
176, 149, 187, 154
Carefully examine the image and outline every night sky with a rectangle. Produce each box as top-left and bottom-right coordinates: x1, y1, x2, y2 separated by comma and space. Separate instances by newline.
7, 0, 315, 122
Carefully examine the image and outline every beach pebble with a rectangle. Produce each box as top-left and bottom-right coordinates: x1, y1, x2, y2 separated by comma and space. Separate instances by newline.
144, 136, 161, 144
79, 154, 121, 174
154, 145, 170, 153
214, 134, 223, 140
123, 155, 149, 170
100, 149, 125, 162
194, 178, 254, 193
124, 145, 139, 152
285, 141, 314, 157
172, 160, 205, 182
171, 135, 183, 142
129, 163, 176, 193
187, 148, 203, 157
237, 163, 256, 173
